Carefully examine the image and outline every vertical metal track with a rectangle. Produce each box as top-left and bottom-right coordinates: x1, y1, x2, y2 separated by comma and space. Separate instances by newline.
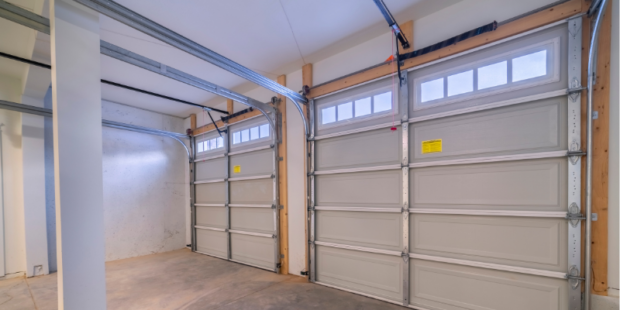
399, 75, 410, 306
308, 99, 316, 282
273, 112, 281, 273
190, 136, 197, 252
566, 16, 583, 310
224, 125, 232, 260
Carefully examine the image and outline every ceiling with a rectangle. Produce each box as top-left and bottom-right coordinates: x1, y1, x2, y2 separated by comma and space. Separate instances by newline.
0, 0, 459, 118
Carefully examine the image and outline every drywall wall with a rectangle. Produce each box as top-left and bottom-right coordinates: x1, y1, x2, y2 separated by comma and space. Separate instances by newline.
100, 100, 188, 261
284, 69, 306, 276
0, 75, 26, 277
44, 99, 189, 264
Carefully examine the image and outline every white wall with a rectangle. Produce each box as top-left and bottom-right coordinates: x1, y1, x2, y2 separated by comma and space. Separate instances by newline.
284, 69, 306, 276
41, 100, 189, 263
100, 100, 188, 261
0, 76, 26, 277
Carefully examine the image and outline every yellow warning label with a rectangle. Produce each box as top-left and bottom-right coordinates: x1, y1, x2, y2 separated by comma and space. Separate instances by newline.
422, 139, 442, 154
233, 165, 241, 173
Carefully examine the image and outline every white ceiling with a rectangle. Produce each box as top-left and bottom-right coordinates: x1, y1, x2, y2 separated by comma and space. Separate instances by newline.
0, 0, 459, 118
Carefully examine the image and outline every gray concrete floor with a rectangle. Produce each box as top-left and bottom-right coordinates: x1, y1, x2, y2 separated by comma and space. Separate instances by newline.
0, 249, 405, 310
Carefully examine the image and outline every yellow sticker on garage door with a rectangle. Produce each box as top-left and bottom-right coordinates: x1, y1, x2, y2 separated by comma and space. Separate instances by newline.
233, 165, 241, 173
421, 139, 442, 154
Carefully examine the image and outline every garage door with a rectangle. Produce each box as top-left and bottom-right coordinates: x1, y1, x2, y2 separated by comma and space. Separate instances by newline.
308, 17, 583, 309
192, 114, 280, 272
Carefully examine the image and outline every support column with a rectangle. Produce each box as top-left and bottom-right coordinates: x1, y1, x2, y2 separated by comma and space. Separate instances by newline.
50, 0, 106, 309
21, 95, 49, 277
277, 75, 289, 275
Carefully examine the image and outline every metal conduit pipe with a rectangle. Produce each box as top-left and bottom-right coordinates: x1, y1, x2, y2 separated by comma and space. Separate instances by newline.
0, 100, 192, 161
585, 0, 608, 308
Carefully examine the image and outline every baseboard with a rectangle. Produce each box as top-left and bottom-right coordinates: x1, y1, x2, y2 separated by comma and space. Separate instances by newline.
592, 294, 620, 310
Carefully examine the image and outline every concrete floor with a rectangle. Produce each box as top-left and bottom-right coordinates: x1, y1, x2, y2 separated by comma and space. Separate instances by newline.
0, 249, 405, 310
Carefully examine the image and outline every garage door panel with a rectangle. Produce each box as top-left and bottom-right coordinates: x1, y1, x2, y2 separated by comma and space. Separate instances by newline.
231, 234, 275, 270
410, 158, 566, 211
230, 179, 273, 204
196, 229, 227, 258
410, 215, 566, 271
229, 148, 273, 178
316, 211, 402, 251
409, 260, 568, 310
316, 246, 403, 302
231, 208, 274, 234
316, 170, 401, 207
410, 98, 567, 162
196, 157, 227, 180
196, 206, 227, 229
316, 128, 401, 171
196, 182, 226, 204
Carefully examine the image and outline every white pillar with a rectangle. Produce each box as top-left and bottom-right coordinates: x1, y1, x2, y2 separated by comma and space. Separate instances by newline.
50, 0, 106, 309
21, 95, 49, 277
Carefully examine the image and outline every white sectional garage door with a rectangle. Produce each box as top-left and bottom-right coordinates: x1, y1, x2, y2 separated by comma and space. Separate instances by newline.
309, 17, 583, 309
192, 115, 280, 272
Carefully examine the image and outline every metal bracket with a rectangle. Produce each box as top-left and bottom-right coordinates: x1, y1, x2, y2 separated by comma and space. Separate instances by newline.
567, 150, 586, 165
568, 265, 583, 289
567, 203, 583, 227
401, 250, 409, 263
568, 79, 585, 102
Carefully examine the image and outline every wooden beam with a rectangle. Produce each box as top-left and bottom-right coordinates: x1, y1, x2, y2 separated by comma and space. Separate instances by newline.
277, 75, 289, 275
400, 20, 414, 53
227, 99, 234, 115
190, 114, 196, 130
581, 0, 612, 296
301, 63, 312, 279
307, 0, 582, 99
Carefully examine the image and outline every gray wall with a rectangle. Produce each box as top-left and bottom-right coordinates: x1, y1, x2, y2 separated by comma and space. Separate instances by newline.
45, 98, 188, 265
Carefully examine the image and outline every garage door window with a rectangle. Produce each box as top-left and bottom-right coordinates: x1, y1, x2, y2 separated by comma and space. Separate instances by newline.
318, 89, 395, 128
232, 122, 271, 145
197, 136, 224, 153
414, 37, 559, 111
